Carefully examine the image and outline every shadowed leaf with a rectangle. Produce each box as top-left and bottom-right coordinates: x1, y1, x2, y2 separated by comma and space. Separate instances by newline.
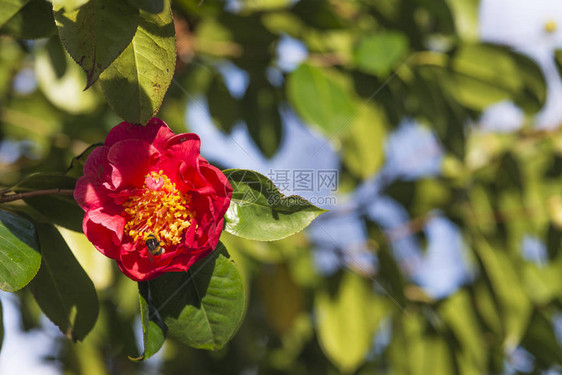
53, 0, 139, 88
28, 223, 99, 341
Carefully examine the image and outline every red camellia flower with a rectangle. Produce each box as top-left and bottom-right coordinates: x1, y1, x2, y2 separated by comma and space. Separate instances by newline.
74, 118, 232, 281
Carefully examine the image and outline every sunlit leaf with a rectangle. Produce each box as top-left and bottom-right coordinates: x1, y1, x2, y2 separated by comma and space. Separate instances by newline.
53, 0, 139, 88
388, 314, 455, 375
444, 44, 521, 111
28, 223, 99, 341
288, 63, 357, 135
315, 272, 383, 373
0, 0, 31, 28
0, 210, 41, 292
99, 3, 175, 124
148, 244, 245, 350
223, 169, 327, 241
475, 239, 532, 348
341, 104, 386, 179
237, 0, 292, 12
354, 32, 408, 76
444, 0, 480, 41
467, 185, 496, 235
0, 38, 24, 97
441, 290, 487, 373
51, 0, 88, 12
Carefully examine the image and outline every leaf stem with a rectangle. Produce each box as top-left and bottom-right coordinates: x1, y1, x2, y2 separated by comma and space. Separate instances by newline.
0, 189, 75, 203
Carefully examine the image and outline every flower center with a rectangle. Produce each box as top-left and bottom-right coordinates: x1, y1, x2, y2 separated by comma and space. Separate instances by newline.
123, 170, 195, 250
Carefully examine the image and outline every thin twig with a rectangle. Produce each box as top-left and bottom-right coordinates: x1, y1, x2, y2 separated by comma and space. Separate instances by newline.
0, 189, 75, 203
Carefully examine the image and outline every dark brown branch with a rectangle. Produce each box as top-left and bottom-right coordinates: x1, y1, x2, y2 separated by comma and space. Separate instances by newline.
0, 189, 75, 203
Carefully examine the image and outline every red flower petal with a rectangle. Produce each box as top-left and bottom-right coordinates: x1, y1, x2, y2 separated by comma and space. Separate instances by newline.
160, 133, 208, 191
107, 139, 159, 189
105, 118, 175, 152
83, 146, 112, 183
117, 249, 174, 281
87, 206, 125, 244
74, 176, 112, 211
200, 164, 233, 216
83, 209, 124, 259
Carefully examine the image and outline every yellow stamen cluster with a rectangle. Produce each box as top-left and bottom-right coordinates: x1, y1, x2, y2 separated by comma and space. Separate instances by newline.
123, 170, 194, 248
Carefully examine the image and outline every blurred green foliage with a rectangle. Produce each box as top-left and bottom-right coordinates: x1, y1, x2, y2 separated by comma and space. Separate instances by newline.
0, 0, 562, 374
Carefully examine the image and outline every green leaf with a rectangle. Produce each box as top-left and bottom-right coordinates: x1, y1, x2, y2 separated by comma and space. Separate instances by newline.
99, 3, 176, 124
444, 0, 480, 41
0, 0, 31, 27
14, 173, 83, 232
35, 36, 100, 114
354, 32, 408, 77
292, 0, 346, 30
243, 80, 282, 158
444, 44, 522, 111
28, 223, 99, 341
375, 246, 407, 306
341, 104, 386, 179
388, 314, 455, 375
257, 264, 304, 335
510, 51, 547, 114
0, 0, 56, 39
53, 0, 139, 88
131, 281, 167, 361
207, 73, 239, 133
441, 290, 487, 373
223, 169, 327, 241
0, 38, 24, 97
0, 210, 41, 292
314, 272, 380, 373
237, 0, 292, 12
521, 311, 562, 367
475, 239, 531, 348
555, 50, 562, 79
126, 0, 164, 14
51, 0, 88, 12
65, 142, 103, 179
288, 63, 357, 135
148, 243, 245, 350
